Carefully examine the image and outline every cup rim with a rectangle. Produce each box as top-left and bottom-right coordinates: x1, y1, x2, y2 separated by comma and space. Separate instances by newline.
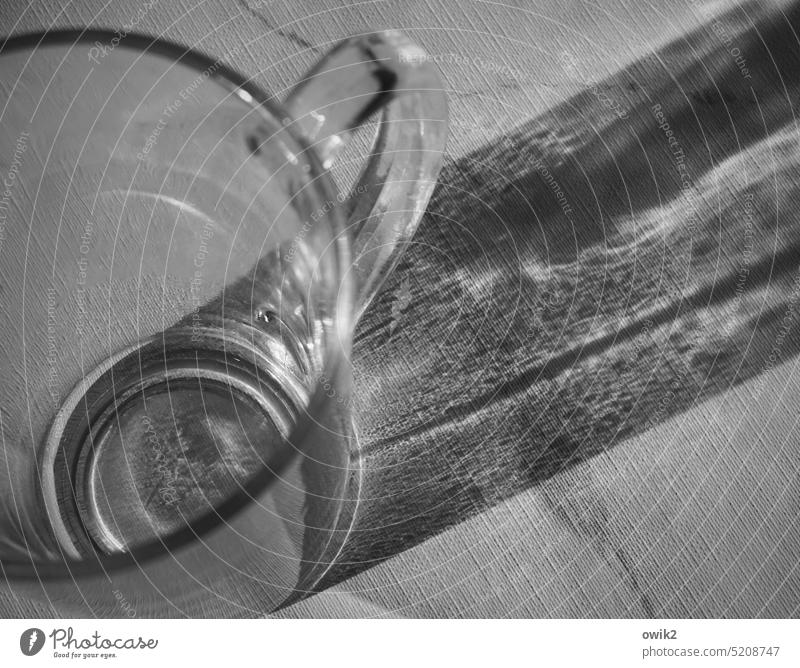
0, 28, 355, 580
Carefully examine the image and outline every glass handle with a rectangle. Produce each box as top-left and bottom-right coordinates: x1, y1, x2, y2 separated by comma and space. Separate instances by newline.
285, 31, 448, 320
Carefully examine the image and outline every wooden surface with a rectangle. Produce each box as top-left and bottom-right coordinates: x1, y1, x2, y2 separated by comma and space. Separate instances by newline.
2, 0, 799, 617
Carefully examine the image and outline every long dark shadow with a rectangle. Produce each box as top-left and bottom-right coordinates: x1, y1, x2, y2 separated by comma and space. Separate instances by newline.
320, 0, 800, 587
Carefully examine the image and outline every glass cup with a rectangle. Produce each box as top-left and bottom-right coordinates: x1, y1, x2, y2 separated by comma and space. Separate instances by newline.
0, 29, 447, 616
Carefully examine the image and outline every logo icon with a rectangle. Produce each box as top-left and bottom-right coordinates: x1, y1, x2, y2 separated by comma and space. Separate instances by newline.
20, 628, 45, 656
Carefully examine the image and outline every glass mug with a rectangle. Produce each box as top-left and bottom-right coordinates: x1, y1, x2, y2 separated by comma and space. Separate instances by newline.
0, 29, 446, 616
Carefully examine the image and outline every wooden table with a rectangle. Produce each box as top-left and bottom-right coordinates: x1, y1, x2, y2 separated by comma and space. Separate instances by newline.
2, 0, 798, 617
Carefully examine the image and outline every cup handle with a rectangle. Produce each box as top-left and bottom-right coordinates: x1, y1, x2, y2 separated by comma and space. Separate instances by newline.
285, 31, 448, 320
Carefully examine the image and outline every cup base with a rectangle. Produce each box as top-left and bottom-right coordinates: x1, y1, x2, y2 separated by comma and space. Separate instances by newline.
40, 325, 309, 558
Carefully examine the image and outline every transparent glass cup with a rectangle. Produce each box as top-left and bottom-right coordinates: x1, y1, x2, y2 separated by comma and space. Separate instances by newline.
0, 29, 447, 616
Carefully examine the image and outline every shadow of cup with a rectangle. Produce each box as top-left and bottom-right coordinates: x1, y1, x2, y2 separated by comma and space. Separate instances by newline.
324, 0, 800, 586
